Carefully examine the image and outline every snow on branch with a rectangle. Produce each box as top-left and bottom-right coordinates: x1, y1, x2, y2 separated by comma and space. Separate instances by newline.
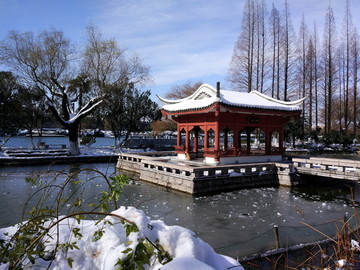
64, 98, 103, 124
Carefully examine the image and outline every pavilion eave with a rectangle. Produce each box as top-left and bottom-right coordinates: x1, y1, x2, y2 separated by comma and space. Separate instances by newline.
162, 102, 302, 117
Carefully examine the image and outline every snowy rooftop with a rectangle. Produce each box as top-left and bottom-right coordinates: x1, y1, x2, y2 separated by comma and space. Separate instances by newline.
157, 84, 304, 113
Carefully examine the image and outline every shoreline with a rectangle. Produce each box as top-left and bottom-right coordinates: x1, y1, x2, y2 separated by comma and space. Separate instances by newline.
0, 147, 119, 166
0, 155, 119, 166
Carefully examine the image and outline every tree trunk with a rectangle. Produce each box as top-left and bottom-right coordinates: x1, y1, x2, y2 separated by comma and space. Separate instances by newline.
68, 124, 80, 156
344, 0, 351, 135
354, 46, 358, 137
271, 28, 276, 97
314, 23, 319, 130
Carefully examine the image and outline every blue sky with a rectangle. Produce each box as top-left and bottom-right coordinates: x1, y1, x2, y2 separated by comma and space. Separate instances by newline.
1, 0, 359, 100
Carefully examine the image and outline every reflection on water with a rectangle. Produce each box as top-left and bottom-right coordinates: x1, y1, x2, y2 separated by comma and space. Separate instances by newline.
0, 163, 358, 258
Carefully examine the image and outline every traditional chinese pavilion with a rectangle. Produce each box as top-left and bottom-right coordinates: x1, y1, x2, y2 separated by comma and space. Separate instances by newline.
158, 83, 304, 165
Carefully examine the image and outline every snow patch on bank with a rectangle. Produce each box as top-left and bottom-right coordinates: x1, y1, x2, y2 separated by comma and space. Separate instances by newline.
0, 207, 243, 270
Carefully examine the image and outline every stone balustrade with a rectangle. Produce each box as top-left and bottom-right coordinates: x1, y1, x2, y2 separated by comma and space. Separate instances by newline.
117, 152, 285, 194
117, 153, 360, 194
292, 157, 360, 181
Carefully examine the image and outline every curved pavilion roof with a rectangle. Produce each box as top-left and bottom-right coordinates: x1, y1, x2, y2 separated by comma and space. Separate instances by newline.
157, 84, 304, 114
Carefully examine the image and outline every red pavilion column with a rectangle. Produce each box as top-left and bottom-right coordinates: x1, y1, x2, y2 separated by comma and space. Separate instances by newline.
214, 121, 220, 161
246, 129, 251, 155
204, 127, 209, 151
265, 128, 271, 155
233, 127, 239, 156
193, 129, 199, 157
224, 130, 228, 151
279, 127, 284, 154
176, 125, 181, 148
185, 125, 190, 156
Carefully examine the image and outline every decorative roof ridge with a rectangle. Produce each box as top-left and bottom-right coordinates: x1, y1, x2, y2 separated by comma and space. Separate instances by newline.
248, 90, 306, 106
162, 101, 301, 114
162, 102, 217, 113
219, 101, 302, 112
156, 83, 217, 105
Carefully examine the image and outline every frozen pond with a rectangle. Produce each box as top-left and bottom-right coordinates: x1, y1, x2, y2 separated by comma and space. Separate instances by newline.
0, 162, 358, 258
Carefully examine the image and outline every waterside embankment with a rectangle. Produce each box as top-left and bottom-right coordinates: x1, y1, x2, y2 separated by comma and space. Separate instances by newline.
116, 152, 300, 195
0, 147, 119, 165
117, 152, 360, 195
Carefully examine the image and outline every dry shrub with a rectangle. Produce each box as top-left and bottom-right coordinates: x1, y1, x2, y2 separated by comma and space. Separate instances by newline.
241, 213, 360, 269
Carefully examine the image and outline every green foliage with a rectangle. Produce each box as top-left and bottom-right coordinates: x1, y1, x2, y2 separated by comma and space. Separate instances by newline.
117, 240, 154, 270
309, 128, 321, 143
0, 71, 51, 138
155, 240, 172, 265
99, 82, 160, 146
67, 257, 74, 268
59, 241, 80, 252
92, 229, 105, 242
321, 130, 353, 146
115, 238, 172, 270
99, 174, 129, 212
285, 117, 305, 147
124, 222, 139, 236
0, 72, 26, 136
25, 177, 38, 186
0, 212, 52, 267
115, 222, 172, 269
72, 227, 83, 240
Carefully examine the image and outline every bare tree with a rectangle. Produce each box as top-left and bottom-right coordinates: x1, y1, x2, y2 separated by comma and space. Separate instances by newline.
268, 3, 281, 98
322, 5, 338, 133
313, 23, 320, 130
260, 2, 268, 94
229, 0, 270, 94
83, 26, 150, 92
305, 35, 315, 132
0, 26, 150, 155
229, 0, 256, 92
297, 15, 309, 125
352, 29, 360, 136
340, 0, 353, 134
281, 0, 296, 101
227, 0, 360, 139
255, 0, 267, 93
165, 81, 203, 99
336, 46, 345, 130
0, 29, 100, 155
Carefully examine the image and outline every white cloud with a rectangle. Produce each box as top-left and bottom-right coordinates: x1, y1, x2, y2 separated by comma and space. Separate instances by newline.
92, 0, 241, 95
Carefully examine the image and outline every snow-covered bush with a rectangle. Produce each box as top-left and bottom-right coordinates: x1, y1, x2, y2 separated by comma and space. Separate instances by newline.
0, 207, 242, 269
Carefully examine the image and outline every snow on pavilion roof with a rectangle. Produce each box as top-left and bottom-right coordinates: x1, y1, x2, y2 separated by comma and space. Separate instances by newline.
157, 83, 304, 113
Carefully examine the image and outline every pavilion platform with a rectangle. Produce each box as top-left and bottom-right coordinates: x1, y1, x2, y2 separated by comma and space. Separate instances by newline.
116, 151, 298, 195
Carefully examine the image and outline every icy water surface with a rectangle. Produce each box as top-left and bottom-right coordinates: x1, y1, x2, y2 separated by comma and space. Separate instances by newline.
0, 163, 358, 258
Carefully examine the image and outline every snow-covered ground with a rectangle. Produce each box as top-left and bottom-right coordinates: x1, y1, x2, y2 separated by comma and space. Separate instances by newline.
0, 207, 243, 270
